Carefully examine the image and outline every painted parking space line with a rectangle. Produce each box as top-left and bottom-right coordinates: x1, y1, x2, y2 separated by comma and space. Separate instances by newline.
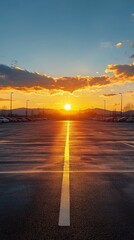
122, 142, 134, 148
1, 170, 134, 174
0, 142, 53, 145
58, 121, 70, 226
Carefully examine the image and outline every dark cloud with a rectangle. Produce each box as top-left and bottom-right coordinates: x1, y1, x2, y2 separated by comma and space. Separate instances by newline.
103, 93, 117, 97
0, 64, 134, 93
130, 54, 134, 58
103, 91, 134, 97
106, 63, 134, 78
0, 64, 111, 92
0, 64, 55, 89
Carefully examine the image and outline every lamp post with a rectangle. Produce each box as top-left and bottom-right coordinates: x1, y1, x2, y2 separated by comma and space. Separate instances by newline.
26, 100, 29, 117
10, 92, 14, 116
104, 100, 106, 119
120, 93, 123, 117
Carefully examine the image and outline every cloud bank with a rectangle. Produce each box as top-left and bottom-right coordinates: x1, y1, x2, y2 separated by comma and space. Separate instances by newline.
0, 64, 134, 93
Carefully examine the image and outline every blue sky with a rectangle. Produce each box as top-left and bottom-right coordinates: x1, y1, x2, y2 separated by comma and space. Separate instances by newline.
0, 0, 133, 76
0, 0, 134, 111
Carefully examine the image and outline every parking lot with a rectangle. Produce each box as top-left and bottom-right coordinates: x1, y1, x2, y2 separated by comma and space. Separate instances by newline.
0, 120, 134, 239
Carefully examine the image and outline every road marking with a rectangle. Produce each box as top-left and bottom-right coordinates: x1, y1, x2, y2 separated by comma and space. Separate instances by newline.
122, 142, 134, 148
1, 170, 134, 174
0, 142, 52, 145
59, 121, 70, 226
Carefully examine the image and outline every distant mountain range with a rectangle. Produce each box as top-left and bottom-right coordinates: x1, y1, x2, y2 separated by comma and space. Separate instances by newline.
1, 107, 134, 119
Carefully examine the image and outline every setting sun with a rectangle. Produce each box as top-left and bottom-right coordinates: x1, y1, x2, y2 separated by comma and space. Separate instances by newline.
64, 104, 71, 111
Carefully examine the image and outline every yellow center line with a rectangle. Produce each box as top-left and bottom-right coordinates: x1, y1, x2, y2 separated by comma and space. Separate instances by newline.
58, 121, 70, 226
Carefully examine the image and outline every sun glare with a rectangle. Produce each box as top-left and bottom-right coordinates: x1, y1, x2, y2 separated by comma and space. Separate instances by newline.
64, 104, 71, 111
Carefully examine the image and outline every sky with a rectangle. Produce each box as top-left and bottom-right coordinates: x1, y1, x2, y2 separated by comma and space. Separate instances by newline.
0, 0, 134, 111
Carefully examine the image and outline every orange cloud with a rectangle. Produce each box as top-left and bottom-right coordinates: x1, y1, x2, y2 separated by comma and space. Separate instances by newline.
115, 42, 123, 48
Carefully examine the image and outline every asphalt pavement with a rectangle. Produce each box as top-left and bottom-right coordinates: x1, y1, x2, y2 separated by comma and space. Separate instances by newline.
0, 120, 134, 240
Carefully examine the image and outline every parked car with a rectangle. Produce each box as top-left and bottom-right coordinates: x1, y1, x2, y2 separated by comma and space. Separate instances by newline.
126, 117, 134, 123
117, 117, 128, 122
0, 117, 10, 123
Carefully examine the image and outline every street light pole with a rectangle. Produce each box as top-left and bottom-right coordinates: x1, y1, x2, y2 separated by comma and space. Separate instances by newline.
120, 93, 123, 117
104, 100, 106, 119
10, 92, 14, 116
26, 100, 29, 117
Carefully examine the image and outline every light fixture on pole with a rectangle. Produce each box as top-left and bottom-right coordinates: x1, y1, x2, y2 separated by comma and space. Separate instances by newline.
10, 92, 14, 116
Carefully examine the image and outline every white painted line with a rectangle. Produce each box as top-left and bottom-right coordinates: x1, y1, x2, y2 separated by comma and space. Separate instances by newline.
0, 142, 50, 145
122, 142, 134, 148
59, 121, 70, 226
1, 170, 134, 174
